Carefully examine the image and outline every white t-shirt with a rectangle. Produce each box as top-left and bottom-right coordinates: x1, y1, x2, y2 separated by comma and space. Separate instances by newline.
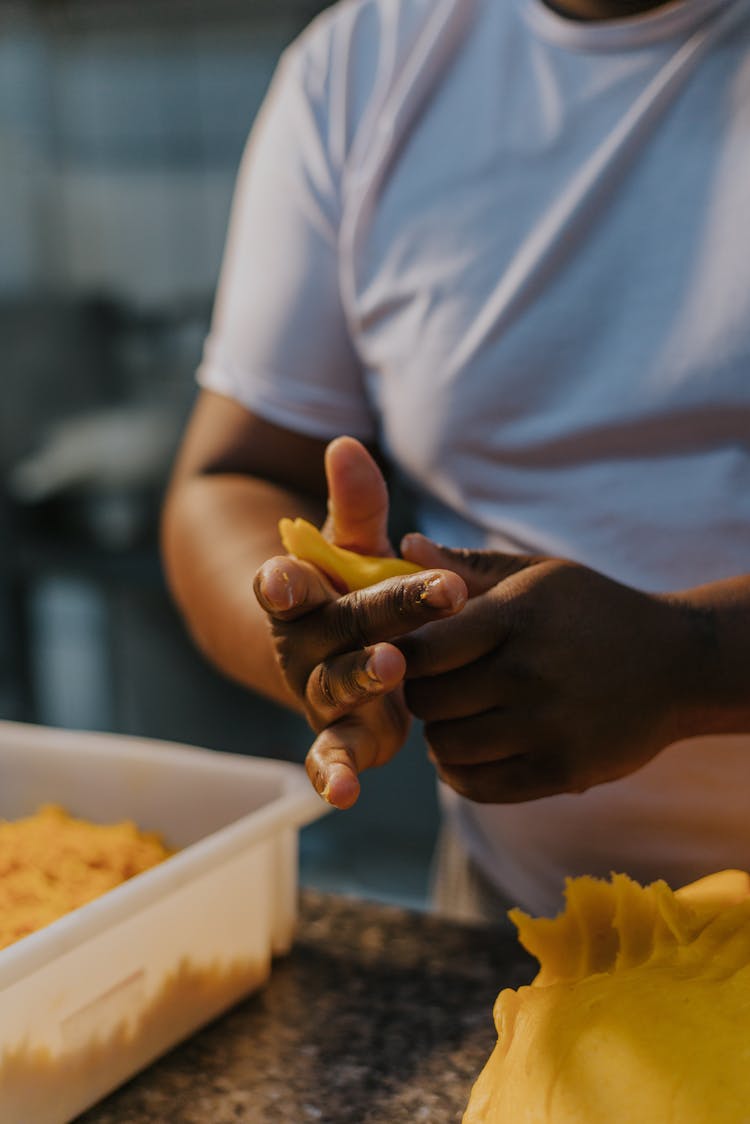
198, 0, 750, 915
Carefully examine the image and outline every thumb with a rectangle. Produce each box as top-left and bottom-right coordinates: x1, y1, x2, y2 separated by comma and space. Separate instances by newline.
323, 436, 392, 556
400, 533, 534, 597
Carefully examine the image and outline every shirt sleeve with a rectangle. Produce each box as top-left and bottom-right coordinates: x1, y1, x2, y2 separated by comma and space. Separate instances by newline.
197, 34, 376, 441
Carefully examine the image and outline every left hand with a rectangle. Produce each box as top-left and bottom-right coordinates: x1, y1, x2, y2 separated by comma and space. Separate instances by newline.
397, 535, 692, 803
254, 439, 466, 808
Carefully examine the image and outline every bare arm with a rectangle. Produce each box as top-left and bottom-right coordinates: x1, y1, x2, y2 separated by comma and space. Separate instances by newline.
161, 389, 329, 709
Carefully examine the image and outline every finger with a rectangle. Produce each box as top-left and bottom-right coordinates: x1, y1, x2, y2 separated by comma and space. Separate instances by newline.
254, 555, 338, 620
424, 710, 523, 766
305, 699, 409, 809
323, 436, 392, 556
434, 753, 578, 804
306, 643, 406, 727
397, 593, 512, 678
405, 652, 513, 722
401, 533, 535, 597
306, 728, 364, 809
314, 569, 467, 657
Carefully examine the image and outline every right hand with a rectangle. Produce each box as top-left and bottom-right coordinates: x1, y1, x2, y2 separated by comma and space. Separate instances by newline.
253, 437, 467, 809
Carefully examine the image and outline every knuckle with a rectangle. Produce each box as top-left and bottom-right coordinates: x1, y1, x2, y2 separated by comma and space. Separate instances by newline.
340, 664, 372, 703
310, 657, 376, 719
312, 663, 339, 714
455, 548, 507, 576
452, 547, 536, 584
329, 593, 371, 652
356, 580, 416, 624
390, 578, 422, 617
331, 577, 438, 652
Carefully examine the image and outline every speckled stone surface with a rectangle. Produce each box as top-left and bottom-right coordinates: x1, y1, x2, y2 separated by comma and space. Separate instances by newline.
76, 891, 535, 1124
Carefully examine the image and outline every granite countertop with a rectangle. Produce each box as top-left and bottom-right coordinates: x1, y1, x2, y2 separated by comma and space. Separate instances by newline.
77, 890, 535, 1124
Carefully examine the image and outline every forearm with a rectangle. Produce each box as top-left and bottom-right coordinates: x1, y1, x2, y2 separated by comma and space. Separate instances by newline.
664, 574, 750, 740
161, 471, 324, 710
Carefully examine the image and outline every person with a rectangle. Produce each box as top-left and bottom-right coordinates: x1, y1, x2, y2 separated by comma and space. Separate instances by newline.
162, 0, 750, 919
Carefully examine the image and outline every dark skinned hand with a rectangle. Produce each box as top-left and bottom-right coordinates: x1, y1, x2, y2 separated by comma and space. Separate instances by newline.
253, 438, 467, 808
397, 534, 694, 803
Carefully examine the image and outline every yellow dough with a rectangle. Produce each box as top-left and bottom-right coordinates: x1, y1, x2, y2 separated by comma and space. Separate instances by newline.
278, 517, 422, 591
463, 870, 750, 1124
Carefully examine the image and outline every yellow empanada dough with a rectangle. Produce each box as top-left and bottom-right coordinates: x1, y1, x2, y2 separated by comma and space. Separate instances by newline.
463, 870, 750, 1124
278, 517, 421, 591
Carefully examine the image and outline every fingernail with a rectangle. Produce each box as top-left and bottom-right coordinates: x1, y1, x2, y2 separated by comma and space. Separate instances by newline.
323, 765, 360, 809
259, 567, 294, 611
365, 649, 385, 684
419, 574, 458, 609
323, 764, 359, 809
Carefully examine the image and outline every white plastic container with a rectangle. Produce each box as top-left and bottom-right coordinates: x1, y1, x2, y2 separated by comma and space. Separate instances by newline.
0, 720, 327, 1124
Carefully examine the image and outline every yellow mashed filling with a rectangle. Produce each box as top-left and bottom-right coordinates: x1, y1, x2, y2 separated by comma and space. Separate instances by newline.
463, 870, 750, 1124
0, 805, 172, 950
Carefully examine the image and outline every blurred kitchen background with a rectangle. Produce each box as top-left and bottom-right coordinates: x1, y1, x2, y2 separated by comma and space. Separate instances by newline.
0, 0, 439, 908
